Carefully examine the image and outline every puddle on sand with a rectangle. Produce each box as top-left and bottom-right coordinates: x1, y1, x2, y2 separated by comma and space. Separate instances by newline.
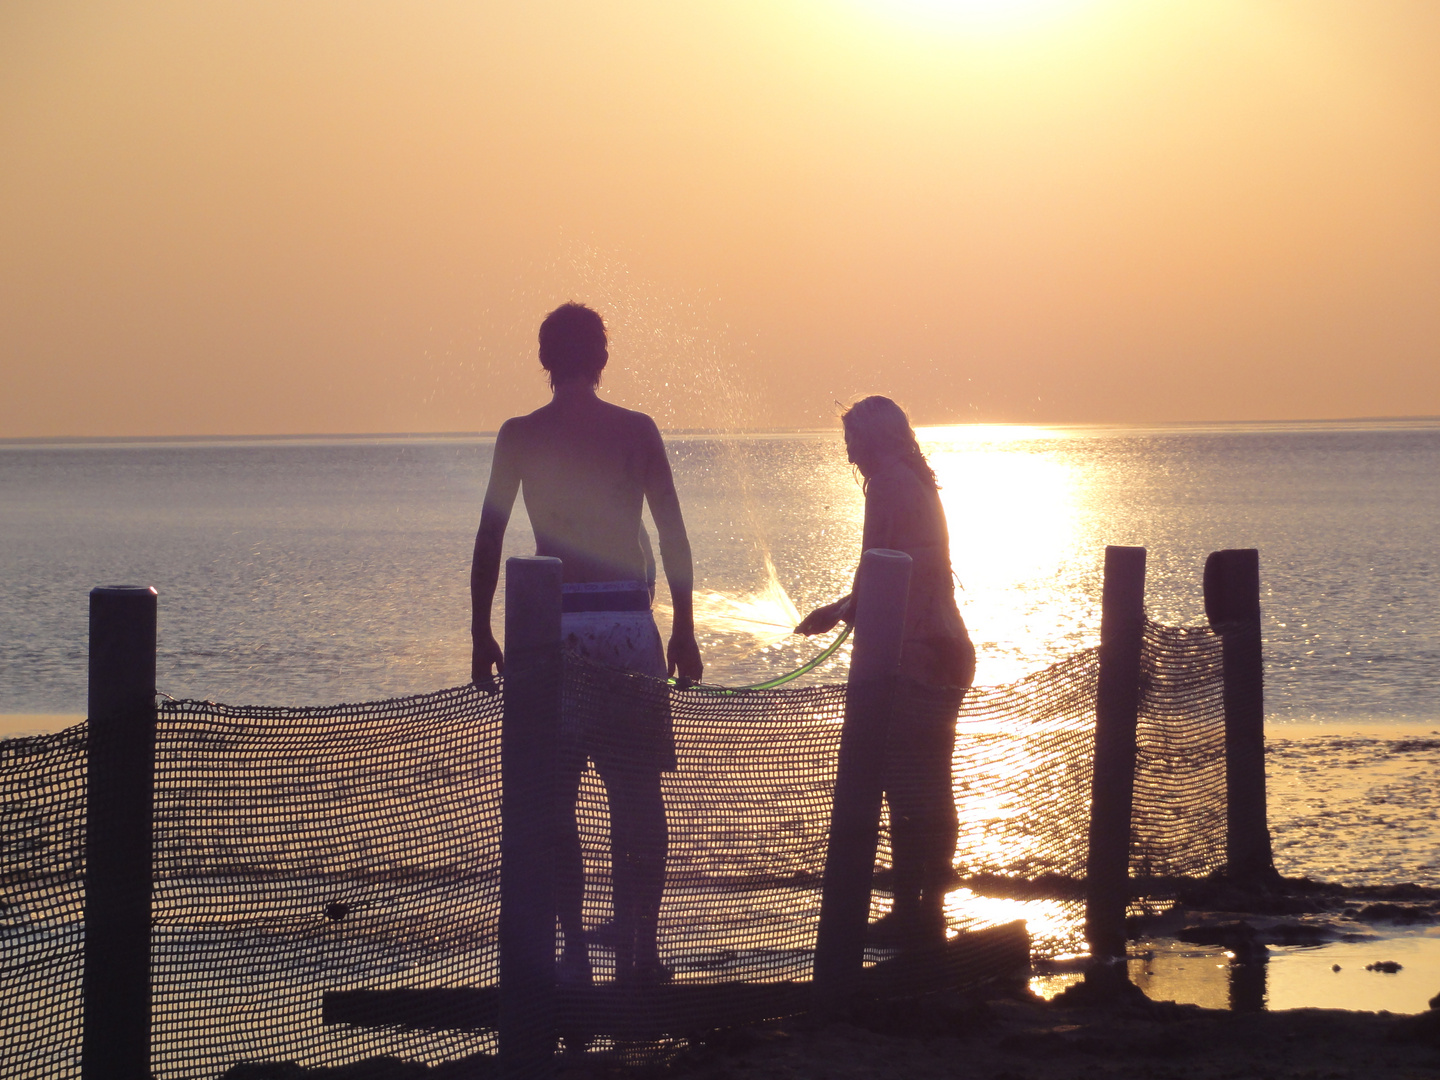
0, 714, 82, 739
1033, 931, 1440, 1014
1265, 934, 1440, 1014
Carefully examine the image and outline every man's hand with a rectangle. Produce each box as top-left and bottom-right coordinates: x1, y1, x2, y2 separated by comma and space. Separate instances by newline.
667, 630, 703, 685
472, 631, 504, 689
795, 595, 855, 637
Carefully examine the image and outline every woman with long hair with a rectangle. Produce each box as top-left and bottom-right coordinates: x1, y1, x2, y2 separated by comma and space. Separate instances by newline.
797, 396, 975, 947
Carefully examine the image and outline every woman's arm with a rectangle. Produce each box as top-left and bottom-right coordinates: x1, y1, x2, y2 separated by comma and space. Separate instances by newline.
795, 592, 855, 636
859, 476, 897, 559
798, 475, 896, 635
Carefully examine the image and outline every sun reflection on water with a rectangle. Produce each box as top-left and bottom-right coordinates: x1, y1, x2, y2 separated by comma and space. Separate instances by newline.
674, 424, 1103, 689
920, 425, 1094, 685
690, 554, 802, 642
659, 552, 829, 672
943, 888, 1086, 957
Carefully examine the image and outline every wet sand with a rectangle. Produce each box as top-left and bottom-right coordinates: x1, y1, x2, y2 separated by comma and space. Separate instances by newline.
0, 713, 81, 739
667, 993, 1440, 1080
224, 990, 1440, 1079
18, 714, 1440, 1078
1266, 723, 1440, 891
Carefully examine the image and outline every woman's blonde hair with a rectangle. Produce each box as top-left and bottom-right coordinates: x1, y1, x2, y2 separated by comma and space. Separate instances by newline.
841, 396, 937, 490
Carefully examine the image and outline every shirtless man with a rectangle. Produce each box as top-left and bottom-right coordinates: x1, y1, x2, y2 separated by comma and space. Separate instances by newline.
471, 302, 702, 983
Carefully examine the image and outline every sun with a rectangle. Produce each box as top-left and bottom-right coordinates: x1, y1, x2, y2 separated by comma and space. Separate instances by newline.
858, 0, 1093, 32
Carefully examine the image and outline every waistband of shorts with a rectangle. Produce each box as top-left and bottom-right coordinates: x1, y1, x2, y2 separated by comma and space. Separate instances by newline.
561, 580, 651, 613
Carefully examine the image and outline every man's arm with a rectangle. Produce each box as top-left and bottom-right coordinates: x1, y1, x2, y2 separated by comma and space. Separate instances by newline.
641, 419, 702, 682
471, 421, 522, 684
639, 522, 658, 600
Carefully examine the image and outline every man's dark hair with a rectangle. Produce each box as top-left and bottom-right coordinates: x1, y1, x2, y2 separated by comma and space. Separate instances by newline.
538, 302, 608, 389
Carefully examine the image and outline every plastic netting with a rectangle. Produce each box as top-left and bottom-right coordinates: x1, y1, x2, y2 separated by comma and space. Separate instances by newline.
1, 619, 1226, 1078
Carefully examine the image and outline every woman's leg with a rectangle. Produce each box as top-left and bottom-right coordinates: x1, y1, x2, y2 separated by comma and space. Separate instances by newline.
885, 676, 963, 946
914, 686, 963, 933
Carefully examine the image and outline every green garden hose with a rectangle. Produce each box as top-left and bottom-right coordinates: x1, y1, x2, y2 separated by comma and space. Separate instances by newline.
670, 623, 852, 695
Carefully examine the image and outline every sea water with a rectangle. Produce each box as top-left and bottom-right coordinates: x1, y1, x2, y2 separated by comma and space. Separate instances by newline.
2, 421, 1436, 720
6, 420, 1439, 892
3, 422, 1440, 1030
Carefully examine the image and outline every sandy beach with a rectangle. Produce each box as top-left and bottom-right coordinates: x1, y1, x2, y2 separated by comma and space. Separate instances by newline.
0, 714, 83, 740
216, 718, 1440, 1077
667, 993, 1440, 1080
11, 716, 1440, 1079
221, 986, 1440, 1079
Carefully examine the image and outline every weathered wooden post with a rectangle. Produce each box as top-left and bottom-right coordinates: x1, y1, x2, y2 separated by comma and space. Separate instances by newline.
83, 585, 158, 1080
1084, 546, 1146, 970
814, 548, 912, 1010
1204, 548, 1277, 884
499, 556, 564, 1079
1228, 952, 1268, 1012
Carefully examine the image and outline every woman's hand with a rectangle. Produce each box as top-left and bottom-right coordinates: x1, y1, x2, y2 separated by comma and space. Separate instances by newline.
796, 595, 855, 636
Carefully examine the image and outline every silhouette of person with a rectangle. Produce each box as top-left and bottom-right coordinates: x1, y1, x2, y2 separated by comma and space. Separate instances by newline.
797, 396, 974, 949
472, 302, 702, 984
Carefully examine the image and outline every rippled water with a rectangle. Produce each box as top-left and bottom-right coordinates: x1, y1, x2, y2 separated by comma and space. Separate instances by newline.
2, 421, 1436, 720
1267, 725, 1440, 887
3, 423, 1440, 1034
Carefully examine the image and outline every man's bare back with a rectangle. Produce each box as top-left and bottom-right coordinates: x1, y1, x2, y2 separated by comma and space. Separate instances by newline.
469, 301, 699, 983
469, 320, 701, 685
495, 395, 666, 583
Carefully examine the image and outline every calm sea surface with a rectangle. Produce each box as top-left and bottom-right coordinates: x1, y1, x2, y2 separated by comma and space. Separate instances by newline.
4, 421, 1440, 1033
1, 421, 1437, 720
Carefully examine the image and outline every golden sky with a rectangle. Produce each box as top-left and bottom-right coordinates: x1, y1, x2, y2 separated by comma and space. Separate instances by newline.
3, 0, 1438, 435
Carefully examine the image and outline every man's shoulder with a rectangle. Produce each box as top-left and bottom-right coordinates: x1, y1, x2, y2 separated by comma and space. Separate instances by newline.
497, 405, 560, 436
593, 398, 658, 425
594, 401, 664, 444
499, 400, 662, 446
494, 414, 533, 446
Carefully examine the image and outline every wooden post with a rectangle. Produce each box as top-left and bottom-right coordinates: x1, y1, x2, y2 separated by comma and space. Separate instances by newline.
1084, 546, 1146, 965
1204, 548, 1277, 884
498, 556, 564, 1079
83, 585, 158, 1080
1228, 953, 1268, 1013
814, 548, 912, 1010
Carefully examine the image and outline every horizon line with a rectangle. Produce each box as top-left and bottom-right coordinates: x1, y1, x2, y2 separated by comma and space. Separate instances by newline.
3, 415, 1439, 446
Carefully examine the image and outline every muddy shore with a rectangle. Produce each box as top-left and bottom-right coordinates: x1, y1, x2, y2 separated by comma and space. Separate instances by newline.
224, 988, 1440, 1080
669, 993, 1440, 1080
225, 880, 1440, 1080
